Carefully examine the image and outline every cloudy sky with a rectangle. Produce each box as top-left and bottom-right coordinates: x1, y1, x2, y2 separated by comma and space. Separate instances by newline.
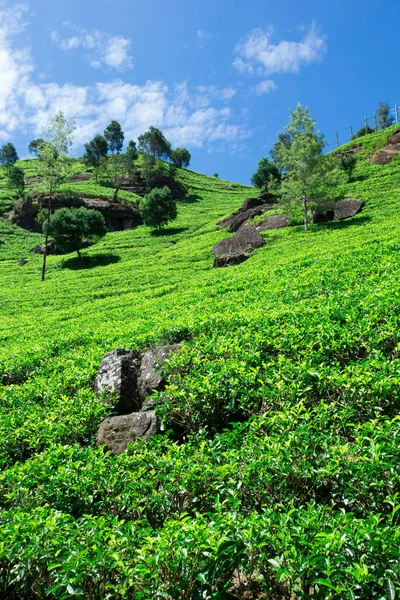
0, 0, 399, 183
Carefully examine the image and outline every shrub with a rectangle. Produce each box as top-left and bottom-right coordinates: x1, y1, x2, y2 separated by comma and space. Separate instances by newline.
140, 186, 177, 230
46, 207, 107, 257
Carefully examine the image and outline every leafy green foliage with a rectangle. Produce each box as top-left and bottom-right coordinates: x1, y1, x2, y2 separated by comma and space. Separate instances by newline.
28, 138, 44, 157
104, 120, 124, 155
377, 102, 395, 130
351, 124, 375, 140
337, 151, 357, 181
251, 156, 280, 190
0, 143, 18, 171
46, 207, 107, 257
83, 134, 108, 182
138, 126, 171, 162
6, 165, 25, 198
140, 185, 177, 229
171, 147, 191, 168
0, 126, 400, 597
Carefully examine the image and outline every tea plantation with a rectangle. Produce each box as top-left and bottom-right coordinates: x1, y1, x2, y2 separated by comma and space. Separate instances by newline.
0, 127, 400, 598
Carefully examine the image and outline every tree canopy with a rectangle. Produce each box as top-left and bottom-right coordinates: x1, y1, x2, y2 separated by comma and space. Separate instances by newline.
28, 138, 45, 157
0, 143, 18, 171
83, 134, 108, 182
251, 157, 280, 191
46, 207, 107, 257
6, 165, 25, 197
140, 186, 177, 229
171, 147, 191, 168
278, 103, 328, 232
376, 102, 394, 130
104, 121, 124, 155
138, 127, 171, 162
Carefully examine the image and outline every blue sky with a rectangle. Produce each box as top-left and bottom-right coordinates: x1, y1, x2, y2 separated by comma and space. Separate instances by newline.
1, 0, 399, 184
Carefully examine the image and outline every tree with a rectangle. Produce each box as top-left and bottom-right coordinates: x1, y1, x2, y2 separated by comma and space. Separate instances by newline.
270, 132, 292, 172
125, 140, 139, 183
140, 186, 177, 229
138, 126, 171, 163
213, 172, 219, 178
278, 103, 327, 232
376, 102, 394, 130
46, 207, 107, 258
35, 111, 75, 281
7, 165, 25, 197
0, 143, 18, 171
83, 134, 108, 182
251, 157, 281, 191
337, 152, 357, 182
28, 139, 45, 157
351, 125, 375, 140
171, 147, 191, 168
104, 120, 124, 155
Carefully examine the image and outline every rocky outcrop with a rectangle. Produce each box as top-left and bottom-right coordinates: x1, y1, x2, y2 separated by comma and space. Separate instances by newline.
31, 240, 57, 255
95, 349, 141, 414
213, 227, 265, 268
258, 214, 289, 231
95, 344, 179, 453
97, 411, 161, 455
313, 199, 364, 223
370, 129, 400, 164
137, 345, 179, 403
219, 204, 274, 233
213, 254, 250, 268
6, 195, 143, 233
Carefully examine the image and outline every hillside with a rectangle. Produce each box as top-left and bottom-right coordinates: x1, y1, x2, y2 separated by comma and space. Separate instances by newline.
1, 127, 400, 599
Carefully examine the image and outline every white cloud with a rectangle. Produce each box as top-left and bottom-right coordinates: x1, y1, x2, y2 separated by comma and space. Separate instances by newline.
0, 6, 247, 152
50, 24, 133, 70
233, 22, 326, 76
252, 79, 278, 95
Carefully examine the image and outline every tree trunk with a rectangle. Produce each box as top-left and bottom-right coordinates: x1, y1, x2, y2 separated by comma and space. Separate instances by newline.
303, 197, 308, 232
41, 203, 51, 282
113, 185, 120, 201
77, 248, 81, 258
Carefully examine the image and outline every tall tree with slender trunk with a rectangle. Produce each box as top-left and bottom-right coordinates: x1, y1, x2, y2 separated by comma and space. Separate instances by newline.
35, 112, 75, 281
279, 104, 327, 232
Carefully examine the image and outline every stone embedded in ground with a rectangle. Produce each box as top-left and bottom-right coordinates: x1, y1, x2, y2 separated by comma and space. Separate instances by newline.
370, 129, 400, 164
219, 204, 274, 233
213, 254, 250, 268
334, 199, 364, 220
18, 258, 28, 266
94, 349, 141, 414
312, 211, 335, 224
212, 226, 265, 260
97, 411, 161, 455
137, 344, 179, 401
258, 214, 289, 231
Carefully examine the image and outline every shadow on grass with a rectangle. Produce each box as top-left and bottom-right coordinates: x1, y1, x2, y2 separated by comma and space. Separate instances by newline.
312, 215, 372, 232
179, 193, 201, 204
150, 227, 188, 237
61, 254, 121, 270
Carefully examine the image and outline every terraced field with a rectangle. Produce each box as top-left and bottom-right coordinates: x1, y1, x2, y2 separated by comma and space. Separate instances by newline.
0, 127, 400, 599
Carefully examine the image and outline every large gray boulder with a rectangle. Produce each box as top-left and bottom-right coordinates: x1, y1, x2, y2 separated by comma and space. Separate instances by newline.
258, 214, 289, 231
94, 349, 141, 414
213, 254, 250, 268
212, 226, 265, 260
137, 344, 179, 402
219, 204, 274, 233
333, 199, 364, 220
98, 411, 161, 454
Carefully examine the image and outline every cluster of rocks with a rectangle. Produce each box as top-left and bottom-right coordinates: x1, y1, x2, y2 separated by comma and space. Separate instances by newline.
212, 227, 265, 267
219, 192, 275, 233
95, 345, 178, 454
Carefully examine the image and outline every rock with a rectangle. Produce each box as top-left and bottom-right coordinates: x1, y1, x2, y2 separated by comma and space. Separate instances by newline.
213, 254, 250, 268
18, 258, 28, 266
239, 195, 270, 212
312, 211, 335, 224
370, 129, 400, 164
212, 227, 265, 264
258, 214, 289, 231
31, 240, 57, 255
94, 349, 141, 414
137, 344, 179, 401
333, 199, 364, 220
98, 411, 161, 455
219, 204, 274, 232
7, 194, 143, 234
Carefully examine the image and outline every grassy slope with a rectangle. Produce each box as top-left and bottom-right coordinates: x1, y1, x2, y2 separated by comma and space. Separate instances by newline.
0, 130, 400, 598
